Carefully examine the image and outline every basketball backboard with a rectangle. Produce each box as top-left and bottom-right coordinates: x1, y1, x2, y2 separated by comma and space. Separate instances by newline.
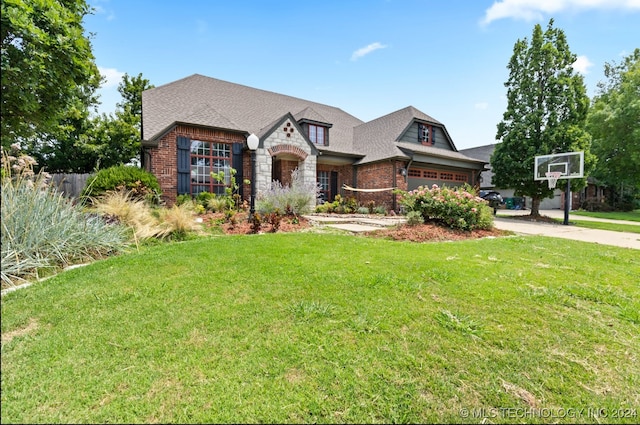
534, 151, 584, 181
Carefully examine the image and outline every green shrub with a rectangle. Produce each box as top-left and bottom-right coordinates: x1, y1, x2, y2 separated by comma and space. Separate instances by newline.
315, 202, 334, 213
175, 194, 193, 206
373, 205, 387, 215
357, 207, 370, 214
405, 210, 425, 226
196, 191, 215, 206
82, 165, 161, 204
2, 153, 127, 286
207, 197, 231, 212
397, 184, 493, 231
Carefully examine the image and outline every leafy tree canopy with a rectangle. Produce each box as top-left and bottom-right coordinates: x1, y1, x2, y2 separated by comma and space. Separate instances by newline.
26, 73, 153, 173
490, 19, 595, 216
1, 0, 101, 147
587, 48, 640, 192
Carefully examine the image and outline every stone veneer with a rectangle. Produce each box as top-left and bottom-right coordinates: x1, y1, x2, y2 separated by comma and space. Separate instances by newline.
254, 118, 317, 205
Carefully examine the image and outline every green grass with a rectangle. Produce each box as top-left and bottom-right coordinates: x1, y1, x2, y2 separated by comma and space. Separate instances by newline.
552, 219, 640, 234
2, 234, 639, 424
572, 210, 640, 222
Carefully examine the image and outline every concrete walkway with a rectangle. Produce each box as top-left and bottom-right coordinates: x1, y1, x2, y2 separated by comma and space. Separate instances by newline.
304, 214, 406, 233
304, 210, 640, 250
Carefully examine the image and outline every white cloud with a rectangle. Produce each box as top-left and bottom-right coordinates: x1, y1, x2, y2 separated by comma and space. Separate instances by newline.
572, 55, 593, 74
475, 102, 489, 110
350, 42, 388, 61
90, 1, 116, 21
481, 0, 640, 25
99, 66, 125, 88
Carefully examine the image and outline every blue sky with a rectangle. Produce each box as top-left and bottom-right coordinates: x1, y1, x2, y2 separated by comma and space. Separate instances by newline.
85, 0, 639, 150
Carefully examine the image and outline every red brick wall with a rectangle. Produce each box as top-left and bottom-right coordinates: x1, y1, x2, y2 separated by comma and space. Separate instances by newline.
279, 159, 298, 187
355, 161, 408, 212
146, 125, 245, 205
316, 163, 354, 201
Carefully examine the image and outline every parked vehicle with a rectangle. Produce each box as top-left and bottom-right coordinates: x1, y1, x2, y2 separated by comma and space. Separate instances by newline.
480, 190, 504, 213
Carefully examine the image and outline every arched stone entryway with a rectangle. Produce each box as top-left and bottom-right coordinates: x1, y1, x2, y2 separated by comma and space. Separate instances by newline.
268, 144, 308, 187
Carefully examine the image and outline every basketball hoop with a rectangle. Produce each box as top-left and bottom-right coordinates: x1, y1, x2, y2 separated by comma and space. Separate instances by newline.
545, 171, 563, 189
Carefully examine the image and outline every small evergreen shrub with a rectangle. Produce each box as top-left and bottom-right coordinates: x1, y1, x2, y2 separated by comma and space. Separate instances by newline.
357, 207, 370, 214
175, 194, 192, 206
82, 165, 161, 204
373, 205, 387, 215
405, 210, 425, 226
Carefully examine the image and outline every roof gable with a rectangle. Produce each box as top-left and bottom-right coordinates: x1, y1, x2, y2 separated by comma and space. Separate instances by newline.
258, 112, 320, 156
353, 106, 454, 164
293, 106, 332, 127
142, 74, 361, 155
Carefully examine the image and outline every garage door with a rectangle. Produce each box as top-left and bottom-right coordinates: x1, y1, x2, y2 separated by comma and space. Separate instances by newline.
407, 168, 469, 191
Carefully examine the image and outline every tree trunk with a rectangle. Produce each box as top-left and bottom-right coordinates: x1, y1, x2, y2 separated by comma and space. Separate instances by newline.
530, 197, 541, 216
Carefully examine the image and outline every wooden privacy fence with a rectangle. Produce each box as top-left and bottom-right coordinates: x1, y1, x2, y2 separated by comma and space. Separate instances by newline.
50, 173, 90, 199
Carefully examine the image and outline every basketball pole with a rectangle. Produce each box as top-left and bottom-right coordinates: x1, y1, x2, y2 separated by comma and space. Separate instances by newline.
564, 178, 570, 225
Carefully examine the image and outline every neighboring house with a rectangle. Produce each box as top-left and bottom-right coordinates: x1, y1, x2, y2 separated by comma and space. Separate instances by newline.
460, 143, 605, 210
141, 74, 487, 210
460, 143, 557, 209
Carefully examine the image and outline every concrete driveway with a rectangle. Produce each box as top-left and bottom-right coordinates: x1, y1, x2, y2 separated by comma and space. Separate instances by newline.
494, 209, 640, 250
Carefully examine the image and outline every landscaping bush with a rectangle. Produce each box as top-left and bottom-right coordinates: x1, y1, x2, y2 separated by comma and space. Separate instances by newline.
397, 184, 493, 231
175, 194, 193, 206
92, 191, 202, 242
405, 210, 425, 226
82, 165, 161, 204
1, 149, 127, 286
157, 204, 203, 240
207, 196, 232, 213
257, 168, 319, 215
314, 194, 358, 214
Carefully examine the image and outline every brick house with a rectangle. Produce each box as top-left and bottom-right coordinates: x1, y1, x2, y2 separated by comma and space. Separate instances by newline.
141, 74, 487, 211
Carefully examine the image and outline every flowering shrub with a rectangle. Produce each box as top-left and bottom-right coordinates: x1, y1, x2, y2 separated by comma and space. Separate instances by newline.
397, 184, 494, 231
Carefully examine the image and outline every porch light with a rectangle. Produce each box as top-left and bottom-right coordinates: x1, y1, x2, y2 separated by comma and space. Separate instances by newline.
247, 133, 259, 151
247, 133, 259, 219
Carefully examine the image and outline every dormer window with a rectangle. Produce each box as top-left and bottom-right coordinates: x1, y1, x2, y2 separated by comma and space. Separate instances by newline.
309, 124, 326, 145
418, 123, 434, 146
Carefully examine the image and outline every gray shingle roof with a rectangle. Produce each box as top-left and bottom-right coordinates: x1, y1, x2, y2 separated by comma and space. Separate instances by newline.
459, 144, 496, 186
397, 142, 487, 165
142, 74, 363, 155
142, 74, 483, 166
352, 106, 444, 164
293, 107, 331, 126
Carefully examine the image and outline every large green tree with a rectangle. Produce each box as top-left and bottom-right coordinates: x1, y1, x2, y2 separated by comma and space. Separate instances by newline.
81, 73, 154, 169
586, 48, 640, 207
491, 19, 595, 216
28, 73, 153, 172
1, 0, 101, 148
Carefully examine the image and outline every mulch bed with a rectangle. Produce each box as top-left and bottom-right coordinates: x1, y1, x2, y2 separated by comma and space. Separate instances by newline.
500, 213, 558, 223
201, 211, 509, 242
201, 211, 312, 235
365, 224, 507, 243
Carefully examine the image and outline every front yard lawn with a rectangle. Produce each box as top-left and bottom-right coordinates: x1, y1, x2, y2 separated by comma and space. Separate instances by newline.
572, 210, 640, 222
2, 234, 638, 423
